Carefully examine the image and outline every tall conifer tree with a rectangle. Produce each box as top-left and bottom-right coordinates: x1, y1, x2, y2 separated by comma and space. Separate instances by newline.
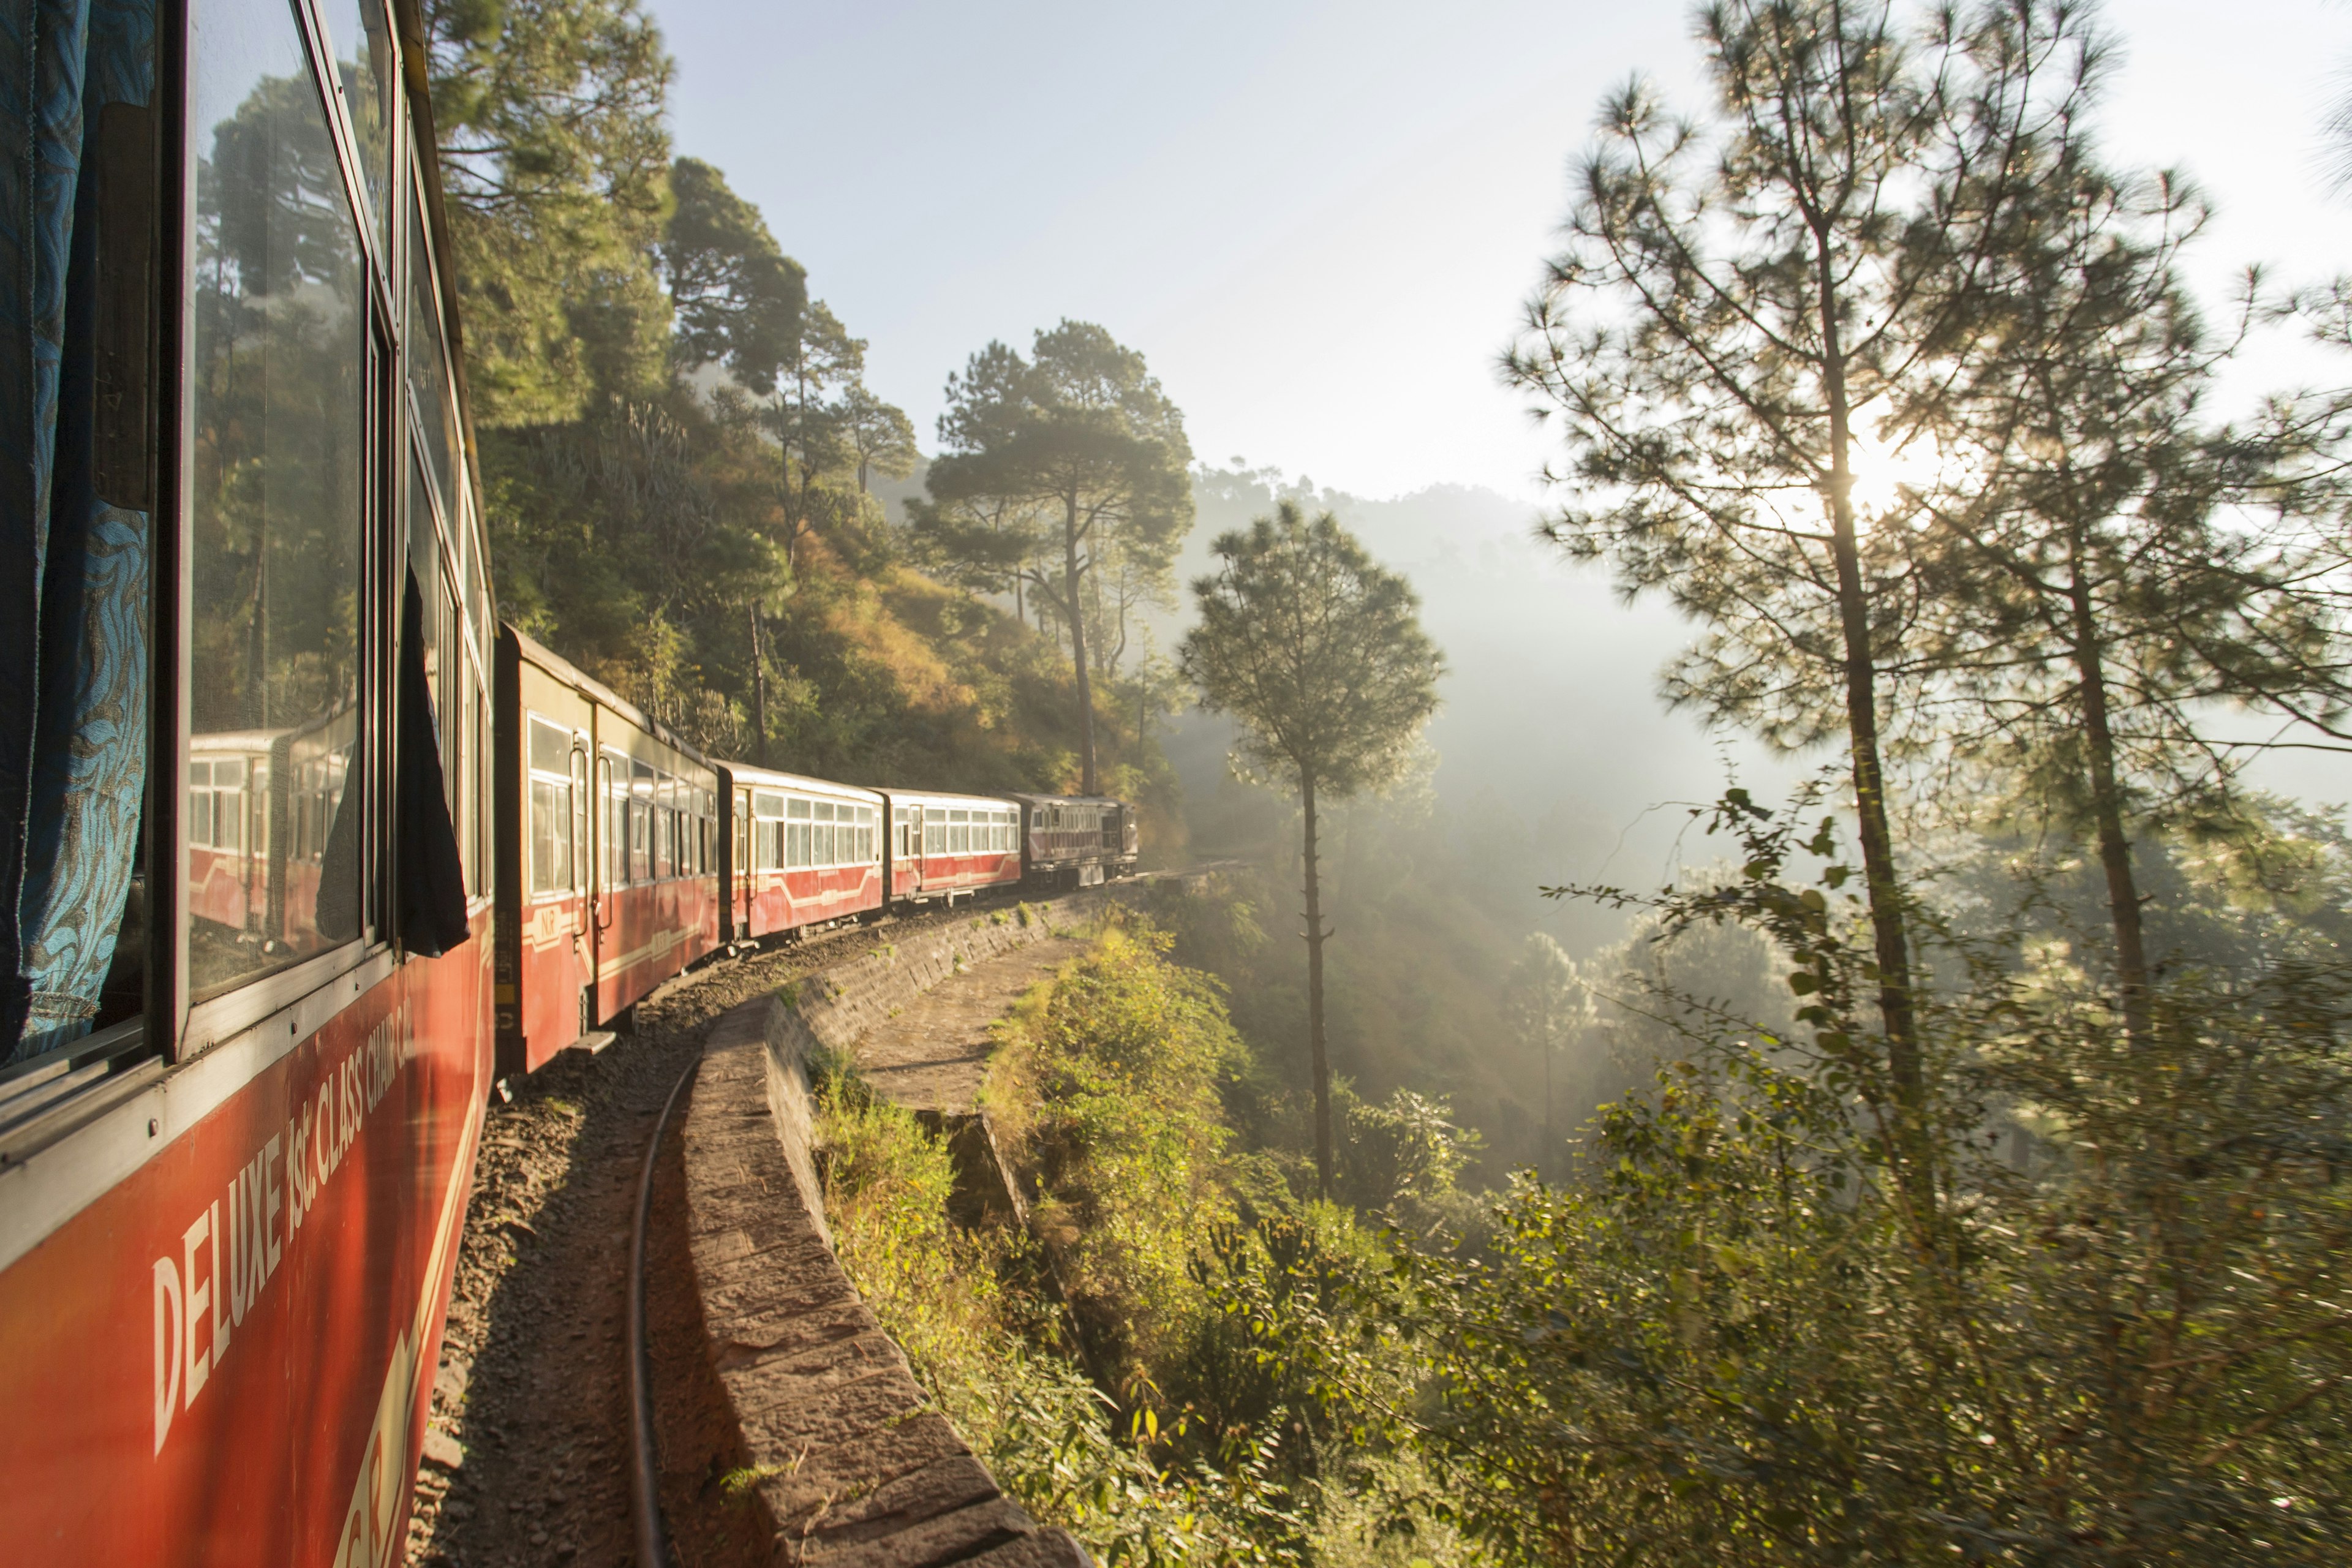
1505, 0, 2105, 1125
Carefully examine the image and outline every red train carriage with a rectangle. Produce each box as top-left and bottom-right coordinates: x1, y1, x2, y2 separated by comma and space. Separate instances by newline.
494, 627, 720, 1076
883, 790, 1026, 904
1012, 793, 1142, 889
718, 763, 886, 945
0, 0, 500, 1560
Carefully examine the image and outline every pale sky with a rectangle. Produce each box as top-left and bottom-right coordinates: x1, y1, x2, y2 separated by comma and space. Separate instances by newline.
646, 0, 2352, 502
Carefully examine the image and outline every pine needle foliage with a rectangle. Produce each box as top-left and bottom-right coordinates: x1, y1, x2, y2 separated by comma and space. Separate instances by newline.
1182, 502, 1444, 1200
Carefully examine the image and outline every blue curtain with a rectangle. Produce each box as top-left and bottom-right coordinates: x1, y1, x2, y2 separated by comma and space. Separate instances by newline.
0, 0, 154, 1061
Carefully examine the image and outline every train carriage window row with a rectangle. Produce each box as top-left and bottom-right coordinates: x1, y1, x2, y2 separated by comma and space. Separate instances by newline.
597, 750, 718, 888
924, 807, 1017, 856
747, 792, 880, 871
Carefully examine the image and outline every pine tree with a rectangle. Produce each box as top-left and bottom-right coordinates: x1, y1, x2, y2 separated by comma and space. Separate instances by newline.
1180, 502, 1443, 1199
1504, 0, 2105, 1122
927, 323, 1193, 794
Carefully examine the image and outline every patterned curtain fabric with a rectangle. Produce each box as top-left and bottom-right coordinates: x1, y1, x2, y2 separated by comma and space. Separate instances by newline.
1, 0, 155, 1062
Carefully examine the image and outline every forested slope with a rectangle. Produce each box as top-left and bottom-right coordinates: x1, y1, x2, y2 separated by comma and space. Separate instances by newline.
418, 0, 1177, 824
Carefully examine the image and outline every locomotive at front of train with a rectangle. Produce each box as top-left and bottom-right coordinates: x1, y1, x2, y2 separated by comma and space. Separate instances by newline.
1011, 793, 1143, 889
0, 0, 499, 1559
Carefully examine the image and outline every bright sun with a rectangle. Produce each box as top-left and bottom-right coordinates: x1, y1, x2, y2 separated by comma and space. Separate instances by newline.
1845, 401, 1945, 525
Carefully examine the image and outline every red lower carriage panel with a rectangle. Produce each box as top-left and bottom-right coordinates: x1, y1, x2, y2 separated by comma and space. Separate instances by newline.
593, 876, 718, 1025
739, 863, 883, 938
912, 850, 1021, 896
0, 924, 492, 1566
517, 891, 592, 1068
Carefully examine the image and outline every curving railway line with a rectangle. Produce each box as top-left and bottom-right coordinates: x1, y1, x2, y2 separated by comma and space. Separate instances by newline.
0, 2, 1144, 1561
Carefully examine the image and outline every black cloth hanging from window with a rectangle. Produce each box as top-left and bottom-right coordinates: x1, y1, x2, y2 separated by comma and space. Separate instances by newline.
399, 566, 469, 957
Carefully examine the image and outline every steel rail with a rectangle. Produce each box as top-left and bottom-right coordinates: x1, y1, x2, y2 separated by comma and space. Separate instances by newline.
628, 1054, 698, 1568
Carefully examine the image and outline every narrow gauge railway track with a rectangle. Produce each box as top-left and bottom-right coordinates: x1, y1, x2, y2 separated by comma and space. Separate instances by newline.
406, 910, 973, 1568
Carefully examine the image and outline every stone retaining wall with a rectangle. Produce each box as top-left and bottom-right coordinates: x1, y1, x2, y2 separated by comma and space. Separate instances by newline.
677, 892, 1123, 1566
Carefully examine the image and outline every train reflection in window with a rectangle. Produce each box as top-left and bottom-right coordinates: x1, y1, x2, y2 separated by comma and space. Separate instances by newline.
186, 0, 369, 998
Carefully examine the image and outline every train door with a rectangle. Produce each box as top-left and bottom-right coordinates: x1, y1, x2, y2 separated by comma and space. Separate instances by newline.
892, 804, 914, 898
588, 719, 612, 1028
733, 787, 751, 938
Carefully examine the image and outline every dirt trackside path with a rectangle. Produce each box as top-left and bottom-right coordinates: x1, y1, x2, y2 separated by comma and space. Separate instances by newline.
847, 935, 1090, 1113
405, 913, 960, 1568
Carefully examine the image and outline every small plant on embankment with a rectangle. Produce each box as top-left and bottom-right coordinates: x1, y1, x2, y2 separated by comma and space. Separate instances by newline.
983, 919, 1242, 1374
810, 1044, 1283, 1562
813, 919, 1478, 1566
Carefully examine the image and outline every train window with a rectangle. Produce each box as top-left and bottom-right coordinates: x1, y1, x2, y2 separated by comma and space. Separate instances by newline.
809, 801, 832, 866
777, 797, 796, 869
321, 0, 396, 251
570, 748, 587, 893
602, 750, 628, 888
656, 780, 668, 879
474, 668, 491, 881
405, 187, 459, 524
948, 809, 967, 855
628, 760, 653, 883
752, 790, 782, 871
526, 717, 573, 898
648, 772, 667, 880
924, 807, 944, 856
668, 778, 683, 878
187, 0, 371, 999
187, 766, 214, 848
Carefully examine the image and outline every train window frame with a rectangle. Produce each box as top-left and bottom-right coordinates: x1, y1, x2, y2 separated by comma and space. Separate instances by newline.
626, 758, 652, 883
310, 0, 399, 262
786, 796, 810, 870
170, 0, 415, 1058
401, 137, 459, 527
568, 744, 588, 897
524, 714, 576, 901
601, 748, 629, 889
752, 788, 783, 872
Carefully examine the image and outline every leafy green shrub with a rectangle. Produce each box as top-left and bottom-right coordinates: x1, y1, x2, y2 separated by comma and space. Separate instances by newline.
1334, 1085, 1479, 1218
1406, 799, 2352, 1565
988, 919, 1244, 1378
815, 1033, 1317, 1564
